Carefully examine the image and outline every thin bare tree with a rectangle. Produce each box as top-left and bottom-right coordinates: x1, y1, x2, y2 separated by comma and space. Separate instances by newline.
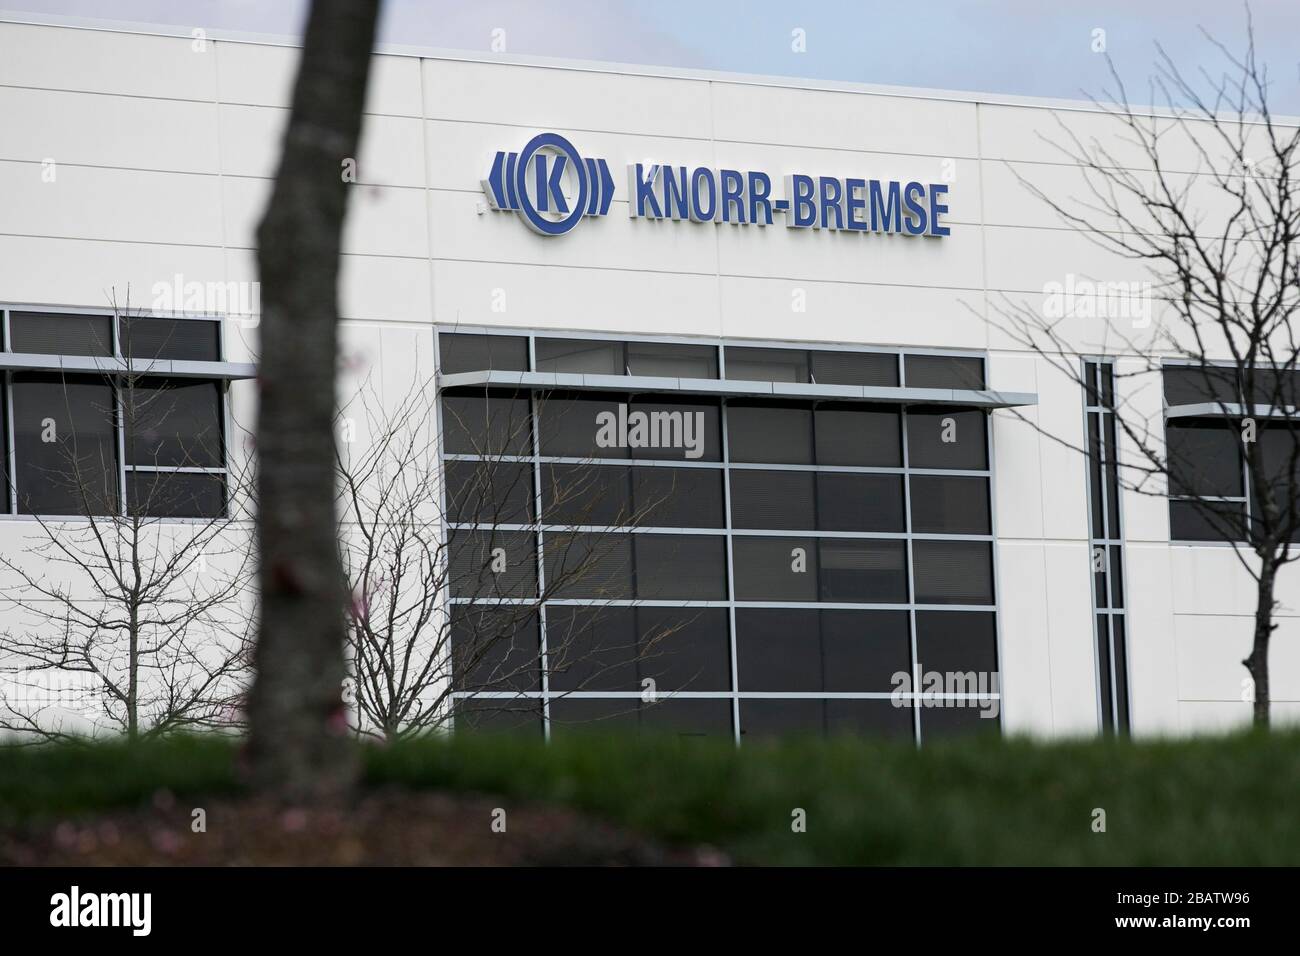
247, 0, 382, 796
0, 306, 254, 742
987, 13, 1300, 725
337, 378, 703, 740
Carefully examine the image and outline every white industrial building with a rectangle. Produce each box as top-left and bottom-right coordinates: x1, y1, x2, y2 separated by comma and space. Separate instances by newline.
0, 13, 1294, 741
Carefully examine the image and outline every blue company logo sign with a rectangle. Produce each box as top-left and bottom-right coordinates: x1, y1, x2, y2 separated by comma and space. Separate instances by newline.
482, 132, 616, 236
483, 132, 951, 239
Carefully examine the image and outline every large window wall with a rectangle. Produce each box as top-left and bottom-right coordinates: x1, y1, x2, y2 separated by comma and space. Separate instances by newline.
0, 307, 232, 519
440, 330, 1001, 743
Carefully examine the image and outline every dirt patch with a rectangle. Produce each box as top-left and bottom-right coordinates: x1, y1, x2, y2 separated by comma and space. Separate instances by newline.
0, 788, 729, 866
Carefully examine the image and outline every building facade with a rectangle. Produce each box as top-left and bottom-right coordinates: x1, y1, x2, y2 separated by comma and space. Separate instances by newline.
0, 16, 1296, 740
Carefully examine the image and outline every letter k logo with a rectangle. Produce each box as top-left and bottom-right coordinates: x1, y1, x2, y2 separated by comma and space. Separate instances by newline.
534, 153, 570, 213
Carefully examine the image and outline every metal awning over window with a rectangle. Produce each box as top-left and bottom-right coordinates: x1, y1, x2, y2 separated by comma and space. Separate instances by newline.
1165, 402, 1298, 420
0, 352, 256, 380
437, 369, 1038, 409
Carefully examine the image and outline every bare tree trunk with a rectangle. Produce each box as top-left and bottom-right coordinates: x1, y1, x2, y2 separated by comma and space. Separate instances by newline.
247, 0, 381, 799
128, 603, 139, 742
1245, 563, 1276, 729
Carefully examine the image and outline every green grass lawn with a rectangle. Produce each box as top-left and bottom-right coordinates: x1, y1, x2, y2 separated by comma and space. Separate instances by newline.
2, 729, 1296, 865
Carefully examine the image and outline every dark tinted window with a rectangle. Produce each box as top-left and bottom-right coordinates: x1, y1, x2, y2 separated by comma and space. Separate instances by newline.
905, 354, 985, 389
549, 697, 732, 737
912, 540, 994, 605
740, 699, 915, 739
826, 698, 914, 738
537, 391, 626, 459
544, 531, 633, 599
538, 340, 721, 380
1246, 368, 1300, 408
729, 470, 816, 530
906, 408, 987, 469
442, 389, 532, 457
811, 350, 898, 387
541, 463, 724, 528
450, 607, 541, 692
727, 403, 813, 464
447, 459, 535, 525
124, 379, 223, 468
916, 611, 1002, 736
0, 386, 8, 513
125, 471, 224, 518
1105, 413, 1122, 536
920, 702, 999, 739
545, 605, 638, 692
1170, 499, 1245, 542
725, 347, 809, 382
119, 317, 220, 362
1087, 415, 1105, 534
441, 330, 527, 371
547, 697, 641, 733
626, 341, 718, 378
1097, 612, 1113, 731
814, 404, 900, 466
634, 533, 728, 600
10, 312, 113, 356
453, 698, 542, 735
735, 608, 909, 692
915, 611, 999, 680
821, 609, 912, 692
819, 538, 908, 602
1086, 413, 1124, 537
1083, 360, 1114, 408
448, 529, 537, 598
740, 699, 824, 737
1254, 426, 1300, 535
724, 347, 899, 387
626, 397, 721, 461
636, 607, 731, 691
1112, 616, 1130, 728
629, 466, 725, 527
909, 475, 990, 534
732, 535, 819, 601
12, 373, 118, 515
1109, 546, 1125, 608
536, 338, 623, 374
817, 473, 905, 532
1162, 365, 1238, 406
439, 333, 528, 374
541, 463, 631, 527
735, 608, 822, 691
1166, 422, 1242, 497
639, 698, 732, 737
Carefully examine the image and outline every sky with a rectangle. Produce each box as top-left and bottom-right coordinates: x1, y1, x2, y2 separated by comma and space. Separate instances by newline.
6, 0, 1300, 110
